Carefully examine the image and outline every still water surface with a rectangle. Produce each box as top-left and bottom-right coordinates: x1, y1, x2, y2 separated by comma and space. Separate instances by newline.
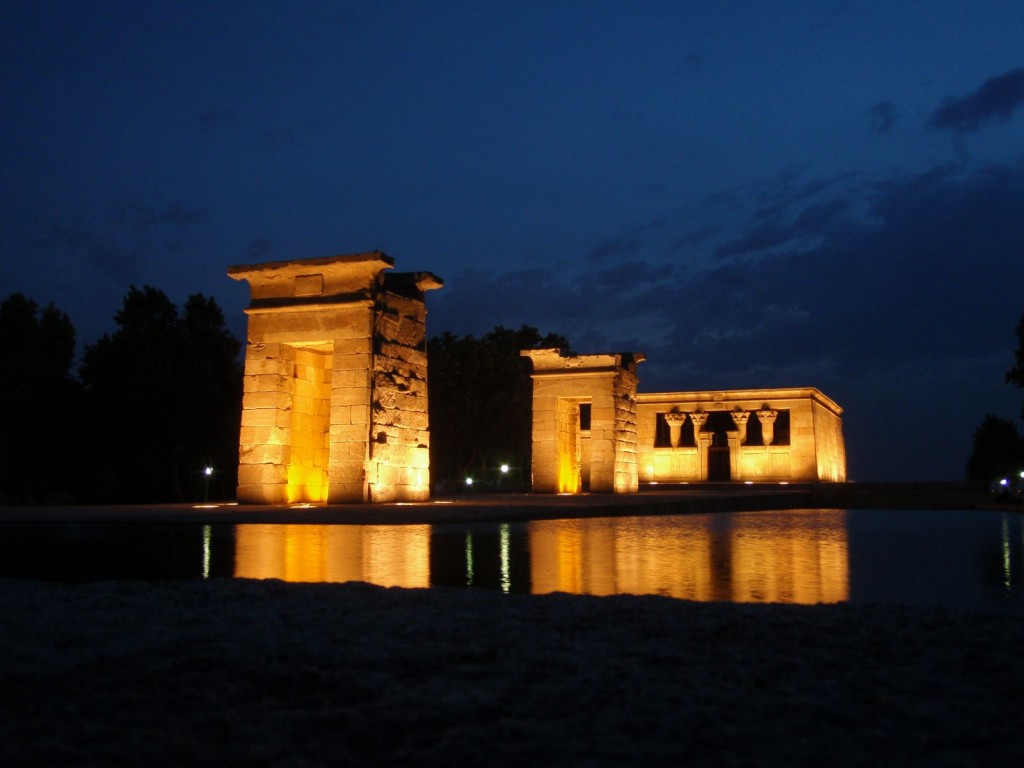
1, 508, 1022, 611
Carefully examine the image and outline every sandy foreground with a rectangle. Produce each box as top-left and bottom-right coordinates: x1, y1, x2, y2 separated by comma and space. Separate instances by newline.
2, 578, 1023, 768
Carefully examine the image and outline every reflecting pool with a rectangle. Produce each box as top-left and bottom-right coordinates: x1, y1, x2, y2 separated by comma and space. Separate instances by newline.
1, 508, 1022, 611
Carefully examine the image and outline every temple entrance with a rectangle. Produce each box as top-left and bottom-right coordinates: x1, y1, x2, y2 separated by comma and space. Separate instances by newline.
286, 344, 332, 503
555, 398, 582, 494
579, 403, 592, 491
708, 431, 731, 481
702, 412, 734, 482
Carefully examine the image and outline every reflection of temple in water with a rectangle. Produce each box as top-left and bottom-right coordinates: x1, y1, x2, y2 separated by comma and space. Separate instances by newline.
234, 524, 431, 587
230, 511, 849, 605
527, 511, 849, 603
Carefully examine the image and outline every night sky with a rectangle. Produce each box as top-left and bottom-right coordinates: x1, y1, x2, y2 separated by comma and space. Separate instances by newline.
4, 2, 1024, 482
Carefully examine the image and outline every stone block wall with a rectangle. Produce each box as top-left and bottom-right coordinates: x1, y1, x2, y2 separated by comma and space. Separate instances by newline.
366, 275, 433, 502
634, 388, 845, 483
812, 400, 848, 482
521, 349, 645, 494
611, 365, 641, 493
229, 253, 442, 504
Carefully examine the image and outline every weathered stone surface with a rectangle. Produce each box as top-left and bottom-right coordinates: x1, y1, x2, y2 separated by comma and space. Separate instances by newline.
230, 253, 442, 504
521, 350, 645, 494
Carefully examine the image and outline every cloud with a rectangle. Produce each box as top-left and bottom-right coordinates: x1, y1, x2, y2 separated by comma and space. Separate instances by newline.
109, 201, 209, 238
869, 100, 896, 134
929, 68, 1024, 133
713, 197, 849, 261
588, 217, 665, 261
246, 237, 273, 260
682, 53, 704, 70
588, 235, 643, 262
30, 200, 211, 289
36, 224, 146, 286
664, 224, 721, 255
198, 108, 235, 130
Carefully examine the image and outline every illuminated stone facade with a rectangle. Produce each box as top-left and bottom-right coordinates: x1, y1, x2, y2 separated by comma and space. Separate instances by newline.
636, 388, 846, 483
520, 349, 646, 493
523, 349, 846, 491
229, 252, 442, 503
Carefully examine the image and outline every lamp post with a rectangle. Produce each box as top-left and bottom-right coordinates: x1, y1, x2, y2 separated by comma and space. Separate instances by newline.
203, 466, 214, 502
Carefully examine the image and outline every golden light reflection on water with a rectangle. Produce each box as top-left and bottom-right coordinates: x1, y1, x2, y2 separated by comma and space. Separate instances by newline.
234, 524, 431, 587
229, 510, 849, 604
528, 509, 849, 604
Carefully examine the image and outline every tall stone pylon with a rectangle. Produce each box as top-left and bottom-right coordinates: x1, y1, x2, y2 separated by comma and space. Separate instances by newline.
228, 252, 442, 504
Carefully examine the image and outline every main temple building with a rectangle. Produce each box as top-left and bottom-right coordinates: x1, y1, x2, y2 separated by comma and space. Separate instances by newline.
521, 349, 846, 495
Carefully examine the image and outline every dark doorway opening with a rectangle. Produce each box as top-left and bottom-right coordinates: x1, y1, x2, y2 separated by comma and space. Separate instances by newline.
708, 430, 731, 481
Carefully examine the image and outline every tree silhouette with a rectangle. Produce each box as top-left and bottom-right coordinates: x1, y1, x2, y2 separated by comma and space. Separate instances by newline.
428, 325, 568, 492
965, 414, 1024, 482
80, 286, 241, 502
1007, 310, 1024, 418
0, 293, 79, 502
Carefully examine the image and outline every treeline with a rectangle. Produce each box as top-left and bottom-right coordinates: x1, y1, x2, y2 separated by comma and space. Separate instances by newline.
427, 325, 568, 492
0, 288, 568, 503
0, 289, 242, 504
966, 309, 1024, 482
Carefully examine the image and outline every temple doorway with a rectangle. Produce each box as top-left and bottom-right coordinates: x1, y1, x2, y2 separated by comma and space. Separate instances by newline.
708, 432, 731, 481
705, 412, 734, 481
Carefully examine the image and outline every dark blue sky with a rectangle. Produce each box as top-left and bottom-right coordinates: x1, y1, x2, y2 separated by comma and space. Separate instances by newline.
4, 2, 1024, 481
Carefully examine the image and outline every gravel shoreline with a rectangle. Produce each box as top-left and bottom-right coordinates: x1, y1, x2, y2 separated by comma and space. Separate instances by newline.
3, 578, 1024, 767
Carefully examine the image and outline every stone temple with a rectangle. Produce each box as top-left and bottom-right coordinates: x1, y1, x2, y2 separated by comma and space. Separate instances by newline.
229, 254, 845, 503
229, 252, 441, 504
521, 348, 846, 493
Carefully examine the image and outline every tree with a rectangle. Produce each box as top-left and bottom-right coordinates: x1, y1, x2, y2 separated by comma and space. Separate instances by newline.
1008, 310, 1024, 417
0, 293, 80, 501
965, 414, 1024, 482
428, 325, 568, 491
80, 286, 242, 502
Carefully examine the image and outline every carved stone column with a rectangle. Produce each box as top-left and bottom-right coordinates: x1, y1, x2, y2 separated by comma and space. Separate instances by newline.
757, 409, 778, 447
690, 411, 710, 481
689, 411, 708, 435
664, 411, 687, 447
727, 431, 742, 480
730, 409, 750, 444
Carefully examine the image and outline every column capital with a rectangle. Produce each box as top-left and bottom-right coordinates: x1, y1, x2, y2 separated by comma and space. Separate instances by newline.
731, 409, 749, 445
757, 409, 778, 446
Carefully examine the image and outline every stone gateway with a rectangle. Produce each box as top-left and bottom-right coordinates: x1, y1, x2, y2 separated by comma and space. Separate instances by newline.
228, 252, 442, 504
